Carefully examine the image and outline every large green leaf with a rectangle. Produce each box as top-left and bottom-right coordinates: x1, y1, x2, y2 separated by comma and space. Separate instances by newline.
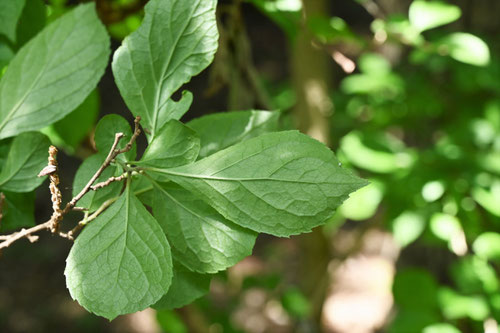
0, 3, 110, 139
153, 260, 212, 310
0, 132, 50, 192
112, 0, 218, 140
148, 131, 368, 237
137, 120, 200, 169
187, 110, 280, 158
0, 0, 26, 42
152, 182, 257, 273
65, 185, 173, 320
0, 191, 34, 231
408, 1, 461, 32
72, 154, 122, 212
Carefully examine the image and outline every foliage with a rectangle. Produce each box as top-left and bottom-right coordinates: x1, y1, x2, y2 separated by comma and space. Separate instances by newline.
253, 0, 500, 332
0, 0, 365, 321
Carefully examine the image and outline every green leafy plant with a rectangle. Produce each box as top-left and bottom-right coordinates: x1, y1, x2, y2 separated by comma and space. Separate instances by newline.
0, 0, 366, 320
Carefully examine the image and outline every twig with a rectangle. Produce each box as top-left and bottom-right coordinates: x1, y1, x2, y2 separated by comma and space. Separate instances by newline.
61, 197, 118, 240
39, 146, 63, 233
90, 173, 128, 191
0, 116, 142, 251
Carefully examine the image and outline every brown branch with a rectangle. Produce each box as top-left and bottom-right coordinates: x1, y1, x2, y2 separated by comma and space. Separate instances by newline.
90, 173, 128, 191
0, 116, 142, 251
61, 198, 118, 240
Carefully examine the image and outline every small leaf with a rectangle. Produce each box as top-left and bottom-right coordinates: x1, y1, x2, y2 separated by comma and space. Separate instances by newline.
152, 182, 257, 273
437, 32, 490, 66
409, 1, 461, 32
187, 110, 280, 158
72, 154, 122, 212
0, 0, 26, 42
94, 114, 136, 161
149, 131, 368, 237
0, 3, 110, 139
0, 191, 35, 231
0, 132, 50, 192
65, 185, 173, 320
137, 120, 200, 169
112, 0, 218, 141
153, 260, 212, 310
473, 232, 500, 261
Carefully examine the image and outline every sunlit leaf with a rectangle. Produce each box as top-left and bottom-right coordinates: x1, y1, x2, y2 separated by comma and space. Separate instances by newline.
409, 1, 461, 32
437, 32, 490, 66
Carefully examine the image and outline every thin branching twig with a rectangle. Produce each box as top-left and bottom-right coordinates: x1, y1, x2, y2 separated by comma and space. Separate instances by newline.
0, 116, 142, 251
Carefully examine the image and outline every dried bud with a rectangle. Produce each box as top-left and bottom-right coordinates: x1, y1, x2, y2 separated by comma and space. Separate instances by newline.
38, 165, 57, 177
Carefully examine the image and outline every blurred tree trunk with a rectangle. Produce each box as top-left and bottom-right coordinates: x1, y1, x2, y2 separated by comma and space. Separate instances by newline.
291, 0, 333, 326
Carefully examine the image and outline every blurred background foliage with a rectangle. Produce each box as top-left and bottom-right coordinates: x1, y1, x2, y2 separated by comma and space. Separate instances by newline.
1, 0, 500, 332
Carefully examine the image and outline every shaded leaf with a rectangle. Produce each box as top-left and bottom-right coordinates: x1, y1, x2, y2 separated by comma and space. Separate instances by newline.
72, 154, 122, 212
14, 0, 46, 50
0, 132, 50, 192
112, 0, 218, 141
65, 185, 173, 320
0, 0, 26, 42
0, 191, 34, 231
0, 3, 110, 139
42, 89, 99, 154
94, 114, 136, 161
137, 120, 199, 169
187, 110, 280, 158
152, 182, 257, 273
153, 260, 212, 309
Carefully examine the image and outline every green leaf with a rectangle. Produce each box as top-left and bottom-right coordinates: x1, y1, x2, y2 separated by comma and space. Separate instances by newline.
153, 260, 212, 309
152, 182, 257, 273
393, 268, 439, 311
149, 131, 368, 237
0, 132, 50, 192
438, 287, 489, 320
0, 0, 26, 42
94, 114, 136, 162
0, 3, 110, 139
473, 232, 500, 261
391, 211, 425, 247
112, 0, 218, 140
137, 120, 200, 169
158, 90, 193, 126
72, 154, 123, 212
0, 42, 14, 69
409, 1, 461, 32
187, 110, 280, 158
41, 89, 99, 154
65, 185, 173, 320
14, 0, 46, 50
0, 191, 34, 231
437, 32, 490, 66
422, 323, 461, 333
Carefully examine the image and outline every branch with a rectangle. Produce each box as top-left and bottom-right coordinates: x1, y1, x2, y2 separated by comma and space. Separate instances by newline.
90, 173, 128, 191
0, 116, 142, 252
